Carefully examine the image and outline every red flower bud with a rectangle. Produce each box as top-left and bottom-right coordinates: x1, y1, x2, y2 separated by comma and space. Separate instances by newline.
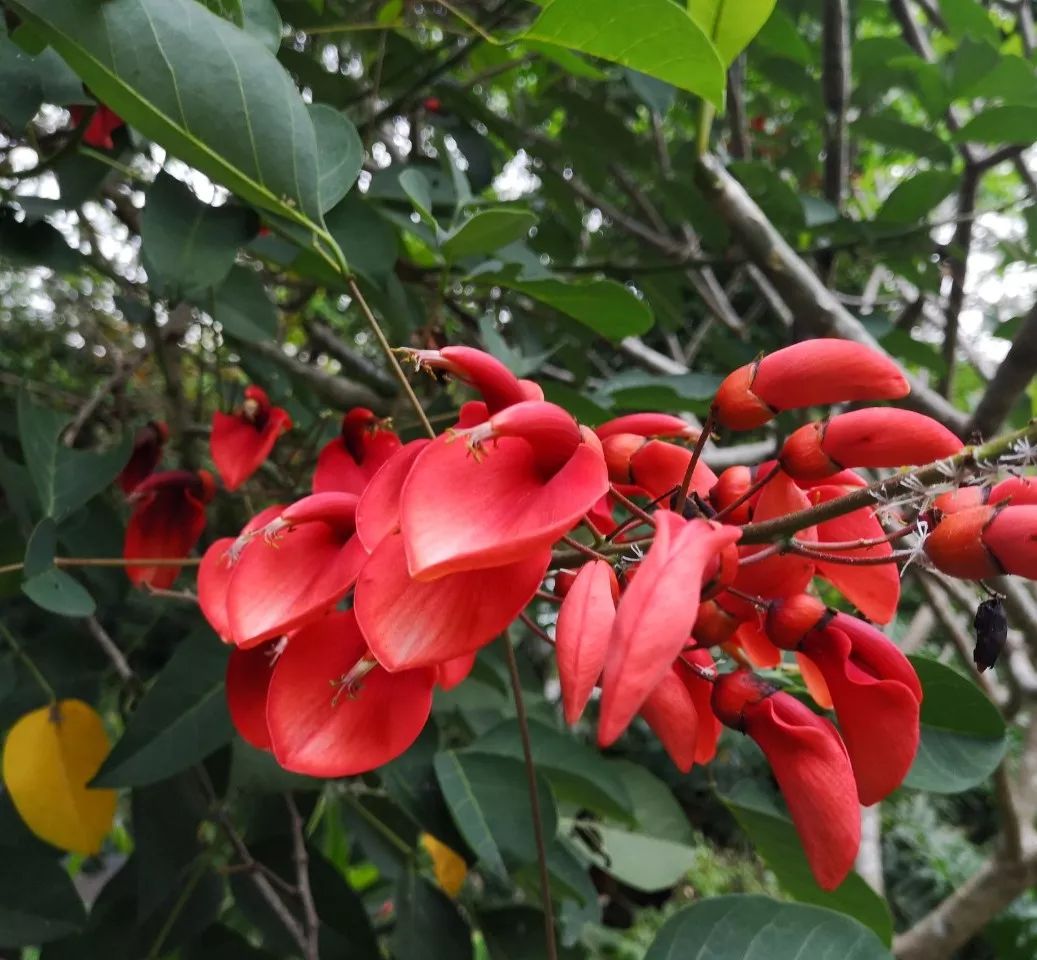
766, 594, 828, 650
709, 466, 753, 523
924, 505, 1001, 579
595, 413, 697, 441
692, 599, 739, 647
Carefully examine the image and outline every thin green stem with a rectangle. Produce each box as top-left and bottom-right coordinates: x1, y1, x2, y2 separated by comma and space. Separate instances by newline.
146, 855, 209, 960
696, 101, 716, 158
502, 634, 558, 960
0, 622, 57, 703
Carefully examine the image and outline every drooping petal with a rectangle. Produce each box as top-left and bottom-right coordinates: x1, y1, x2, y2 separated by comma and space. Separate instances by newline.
733, 617, 782, 668
801, 626, 920, 805
210, 387, 292, 491
266, 611, 434, 777
401, 428, 607, 579
810, 484, 899, 623
225, 643, 275, 750
198, 537, 237, 641
628, 438, 718, 501
598, 513, 741, 746
797, 652, 834, 709
680, 650, 722, 764
711, 670, 860, 891
556, 560, 617, 725
117, 421, 168, 495
354, 532, 550, 671
713, 339, 909, 431
639, 666, 699, 773
829, 611, 923, 701
436, 653, 477, 691
355, 440, 430, 552
405, 345, 527, 413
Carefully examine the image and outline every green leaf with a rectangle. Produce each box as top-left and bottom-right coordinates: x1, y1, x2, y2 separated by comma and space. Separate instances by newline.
876, 170, 959, 223
501, 277, 653, 338
524, 0, 725, 106
753, 8, 811, 64
0, 849, 86, 947
853, 115, 953, 165
903, 656, 1007, 793
241, 0, 282, 53
954, 105, 1037, 146
325, 194, 400, 282
309, 104, 364, 214
471, 719, 635, 823
441, 208, 537, 262
719, 779, 893, 942
21, 568, 96, 617
687, 0, 777, 66
593, 369, 720, 411
939, 0, 1000, 47
92, 629, 234, 787
609, 760, 695, 843
141, 172, 255, 299
0, 33, 83, 130
212, 266, 278, 343
480, 906, 583, 960
200, 0, 243, 26
645, 895, 893, 959
17, 391, 133, 521
11, 0, 325, 226
399, 168, 436, 225
572, 820, 698, 892
24, 517, 57, 579
391, 869, 473, 960
434, 750, 558, 880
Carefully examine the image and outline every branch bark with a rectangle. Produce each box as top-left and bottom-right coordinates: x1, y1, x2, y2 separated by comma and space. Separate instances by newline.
968, 301, 1037, 438
305, 320, 398, 396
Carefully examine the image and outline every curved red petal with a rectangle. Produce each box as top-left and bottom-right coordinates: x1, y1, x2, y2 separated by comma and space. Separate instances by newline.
679, 650, 721, 764
266, 611, 434, 776
211, 408, 291, 491
124, 487, 207, 589
829, 612, 922, 701
198, 537, 237, 641
628, 439, 718, 501
556, 560, 616, 725
401, 436, 607, 579
355, 440, 430, 552
436, 652, 477, 691
821, 409, 963, 471
983, 505, 1037, 579
595, 413, 696, 440
354, 532, 549, 671
226, 643, 275, 750
639, 666, 699, 773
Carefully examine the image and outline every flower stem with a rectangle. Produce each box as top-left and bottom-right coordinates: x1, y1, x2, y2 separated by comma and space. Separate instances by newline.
673, 409, 714, 514
501, 635, 558, 960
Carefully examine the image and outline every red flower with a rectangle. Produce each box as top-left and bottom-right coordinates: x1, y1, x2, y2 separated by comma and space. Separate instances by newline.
711, 669, 861, 891
709, 465, 754, 523
598, 512, 741, 746
124, 470, 214, 589
640, 651, 720, 771
226, 642, 277, 751
926, 504, 1037, 580
117, 421, 168, 495
210, 386, 292, 491
400, 401, 608, 578
767, 597, 922, 805
403, 346, 532, 413
313, 408, 401, 495
556, 560, 618, 724
436, 652, 477, 691
595, 413, 697, 441
713, 339, 909, 431
69, 104, 124, 150
779, 409, 962, 481
263, 611, 435, 776
601, 434, 717, 502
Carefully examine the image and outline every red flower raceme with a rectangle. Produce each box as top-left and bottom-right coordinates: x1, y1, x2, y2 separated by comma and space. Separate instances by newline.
711, 669, 861, 891
117, 420, 168, 495
124, 470, 215, 589
712, 339, 909, 431
312, 408, 401, 496
925, 504, 1037, 580
767, 595, 922, 805
555, 560, 619, 724
598, 512, 741, 746
69, 104, 125, 150
400, 400, 608, 579
779, 408, 963, 481
210, 386, 292, 491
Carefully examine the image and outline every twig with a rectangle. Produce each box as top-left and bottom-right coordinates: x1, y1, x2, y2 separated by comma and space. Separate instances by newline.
501, 634, 558, 960
939, 167, 979, 397
84, 616, 137, 686
286, 796, 320, 960
968, 300, 1037, 438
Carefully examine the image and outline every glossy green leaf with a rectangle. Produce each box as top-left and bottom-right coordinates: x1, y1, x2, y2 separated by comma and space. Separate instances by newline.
399, 168, 436, 225
16, 392, 133, 521
904, 656, 1007, 793
645, 895, 893, 959
441, 208, 537, 261
720, 779, 893, 942
609, 760, 695, 843
434, 750, 558, 881
571, 820, 697, 892
241, 0, 282, 53
92, 629, 234, 787
391, 869, 473, 960
502, 277, 653, 338
954, 105, 1037, 146
212, 266, 278, 343
876, 170, 958, 223
11, 0, 325, 226
141, 172, 255, 298
525, 0, 725, 106
21, 569, 96, 617
24, 518, 57, 579
939, 0, 1000, 47
471, 719, 634, 823
854, 115, 953, 164
201, 0, 243, 25
309, 104, 364, 214
688, 0, 777, 66
0, 33, 83, 130
0, 849, 86, 947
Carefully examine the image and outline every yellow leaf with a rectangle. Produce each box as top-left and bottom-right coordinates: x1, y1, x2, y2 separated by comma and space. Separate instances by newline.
2, 699, 117, 855
420, 832, 468, 898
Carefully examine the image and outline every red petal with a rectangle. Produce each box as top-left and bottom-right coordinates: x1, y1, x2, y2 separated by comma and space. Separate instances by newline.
599, 513, 741, 745
821, 409, 962, 471
734, 618, 782, 668
436, 653, 477, 691
595, 413, 696, 440
227, 527, 367, 648
356, 440, 430, 552
629, 439, 717, 501
401, 435, 607, 579
266, 611, 434, 776
556, 560, 616, 725
313, 428, 401, 496
354, 532, 549, 671
124, 486, 207, 589
226, 643, 275, 750
811, 485, 899, 623
679, 651, 722, 764
983, 505, 1037, 579
211, 407, 291, 491
198, 537, 237, 641
639, 666, 699, 773
830, 612, 922, 700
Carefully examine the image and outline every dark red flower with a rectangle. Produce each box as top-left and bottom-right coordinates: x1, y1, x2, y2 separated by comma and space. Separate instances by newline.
124, 470, 214, 589
210, 386, 292, 491
226, 642, 277, 751
117, 421, 168, 495
69, 104, 125, 150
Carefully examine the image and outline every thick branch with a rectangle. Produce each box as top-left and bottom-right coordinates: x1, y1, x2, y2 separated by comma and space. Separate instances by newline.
968, 301, 1037, 438
694, 154, 970, 435
821, 0, 851, 210
939, 167, 979, 397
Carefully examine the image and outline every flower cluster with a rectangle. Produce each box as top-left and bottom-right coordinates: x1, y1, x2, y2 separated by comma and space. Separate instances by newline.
116, 338, 1037, 892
